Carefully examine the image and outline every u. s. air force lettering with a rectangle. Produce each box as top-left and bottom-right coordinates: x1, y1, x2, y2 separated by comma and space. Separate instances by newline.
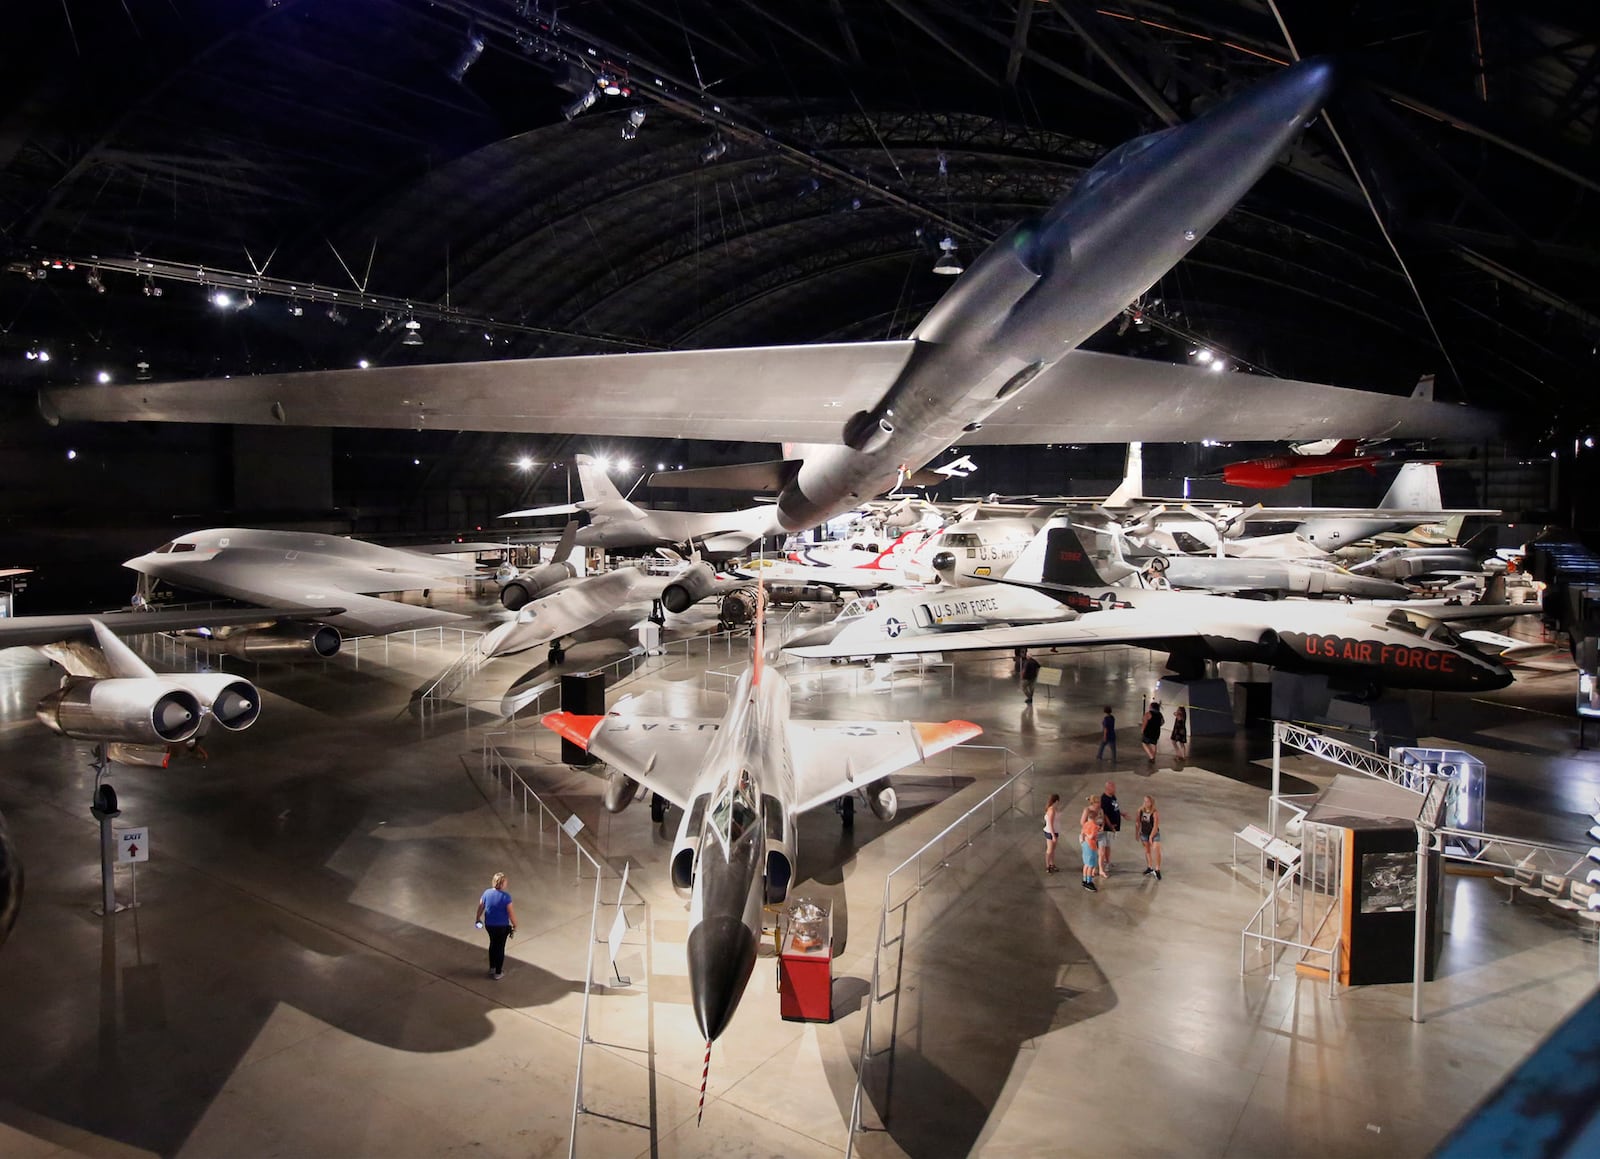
921, 596, 1001, 622
604, 722, 721, 732
1299, 634, 1458, 673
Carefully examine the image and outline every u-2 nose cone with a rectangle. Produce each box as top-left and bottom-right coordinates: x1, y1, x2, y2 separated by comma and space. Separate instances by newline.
687, 916, 760, 1041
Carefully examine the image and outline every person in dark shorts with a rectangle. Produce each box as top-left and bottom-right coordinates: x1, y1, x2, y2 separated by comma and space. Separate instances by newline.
1098, 780, 1121, 874
1140, 700, 1164, 761
1137, 796, 1162, 879
1170, 706, 1189, 762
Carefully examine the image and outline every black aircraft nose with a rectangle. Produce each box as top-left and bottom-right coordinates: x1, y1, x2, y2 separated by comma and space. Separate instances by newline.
932, 551, 956, 574
687, 916, 760, 1041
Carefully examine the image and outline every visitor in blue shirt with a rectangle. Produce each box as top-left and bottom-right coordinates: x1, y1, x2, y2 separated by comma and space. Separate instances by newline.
475, 871, 519, 980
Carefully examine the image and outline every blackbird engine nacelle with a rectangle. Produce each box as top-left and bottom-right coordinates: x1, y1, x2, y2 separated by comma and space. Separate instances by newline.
867, 777, 899, 821
35, 676, 203, 745
500, 560, 579, 610
661, 561, 719, 615
602, 768, 642, 813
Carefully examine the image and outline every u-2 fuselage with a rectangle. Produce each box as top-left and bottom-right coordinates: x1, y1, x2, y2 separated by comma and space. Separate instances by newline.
774, 60, 1337, 531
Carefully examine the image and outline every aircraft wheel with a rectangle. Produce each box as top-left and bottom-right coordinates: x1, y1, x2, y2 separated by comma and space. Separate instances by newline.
837, 794, 855, 830
548, 645, 566, 666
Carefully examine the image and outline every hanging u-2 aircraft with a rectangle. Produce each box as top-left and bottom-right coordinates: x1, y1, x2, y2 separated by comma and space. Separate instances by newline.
543, 601, 979, 1042
41, 59, 1489, 529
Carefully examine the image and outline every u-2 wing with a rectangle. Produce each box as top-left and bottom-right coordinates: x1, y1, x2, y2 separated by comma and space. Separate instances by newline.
43, 344, 1493, 445
541, 712, 715, 810
787, 718, 982, 814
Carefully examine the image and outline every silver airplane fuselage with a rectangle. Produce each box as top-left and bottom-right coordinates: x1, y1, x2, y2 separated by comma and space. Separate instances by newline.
776, 60, 1337, 530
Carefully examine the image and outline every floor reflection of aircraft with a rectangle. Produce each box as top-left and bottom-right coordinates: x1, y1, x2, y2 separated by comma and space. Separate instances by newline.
125, 527, 483, 643
788, 524, 1531, 696
45, 63, 1489, 531
501, 454, 782, 556
543, 599, 979, 1044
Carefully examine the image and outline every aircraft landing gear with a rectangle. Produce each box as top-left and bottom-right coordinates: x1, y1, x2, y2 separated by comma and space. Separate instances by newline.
836, 793, 854, 830
548, 641, 566, 666
649, 598, 665, 627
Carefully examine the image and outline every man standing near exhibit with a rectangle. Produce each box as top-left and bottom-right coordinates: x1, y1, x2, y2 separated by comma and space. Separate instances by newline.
1022, 653, 1041, 705
1098, 781, 1122, 875
1097, 706, 1117, 761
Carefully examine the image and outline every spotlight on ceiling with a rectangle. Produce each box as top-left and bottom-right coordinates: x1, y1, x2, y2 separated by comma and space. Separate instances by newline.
24, 348, 50, 362
287, 299, 303, 316
327, 305, 346, 324
136, 361, 151, 380
516, 456, 535, 471
211, 290, 233, 309
66, 449, 77, 461
142, 278, 162, 297
86, 270, 105, 293
932, 237, 963, 276
595, 456, 612, 472
1208, 359, 1227, 373
621, 107, 646, 140
96, 370, 111, 384
451, 30, 487, 83
616, 458, 632, 472
357, 358, 370, 369
562, 87, 598, 121
1193, 348, 1215, 364
700, 137, 727, 163
401, 318, 423, 347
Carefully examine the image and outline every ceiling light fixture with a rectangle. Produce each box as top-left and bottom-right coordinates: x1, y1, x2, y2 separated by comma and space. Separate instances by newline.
621, 108, 646, 140
401, 318, 423, 346
562, 87, 597, 121
932, 237, 963, 276
451, 30, 487, 83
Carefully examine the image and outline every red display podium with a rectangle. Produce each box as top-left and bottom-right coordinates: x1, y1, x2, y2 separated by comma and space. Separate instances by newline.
778, 900, 833, 1023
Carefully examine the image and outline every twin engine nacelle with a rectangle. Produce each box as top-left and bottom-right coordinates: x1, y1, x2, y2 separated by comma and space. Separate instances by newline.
35, 672, 261, 745
500, 560, 579, 610
186, 623, 341, 662
661, 561, 720, 615
602, 769, 643, 814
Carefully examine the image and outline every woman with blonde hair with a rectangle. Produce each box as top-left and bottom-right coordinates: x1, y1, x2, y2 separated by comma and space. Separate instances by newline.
1136, 796, 1162, 880
474, 871, 518, 979
1043, 793, 1061, 874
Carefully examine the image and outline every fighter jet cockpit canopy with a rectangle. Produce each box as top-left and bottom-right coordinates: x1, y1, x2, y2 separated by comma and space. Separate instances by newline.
1075, 128, 1178, 199
708, 770, 760, 848
1385, 607, 1468, 649
837, 597, 881, 620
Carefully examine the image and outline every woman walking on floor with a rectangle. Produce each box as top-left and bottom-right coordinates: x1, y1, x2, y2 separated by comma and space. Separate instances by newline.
1170, 706, 1189, 763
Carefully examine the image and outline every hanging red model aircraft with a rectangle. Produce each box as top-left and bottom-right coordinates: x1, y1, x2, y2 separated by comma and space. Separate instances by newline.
1220, 439, 1386, 488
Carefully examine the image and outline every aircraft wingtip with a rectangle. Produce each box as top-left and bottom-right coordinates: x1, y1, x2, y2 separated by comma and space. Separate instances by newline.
541, 711, 604, 748
913, 719, 983, 751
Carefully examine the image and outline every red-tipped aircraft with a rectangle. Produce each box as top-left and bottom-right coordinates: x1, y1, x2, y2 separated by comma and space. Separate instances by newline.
1220, 439, 1385, 489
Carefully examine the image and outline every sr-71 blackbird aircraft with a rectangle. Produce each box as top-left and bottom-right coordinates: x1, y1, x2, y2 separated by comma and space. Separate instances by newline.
787, 523, 1528, 695
42, 61, 1489, 531
501, 454, 782, 555
543, 596, 980, 1044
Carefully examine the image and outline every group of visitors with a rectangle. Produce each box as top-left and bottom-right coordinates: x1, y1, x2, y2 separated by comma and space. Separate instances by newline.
1044, 781, 1161, 887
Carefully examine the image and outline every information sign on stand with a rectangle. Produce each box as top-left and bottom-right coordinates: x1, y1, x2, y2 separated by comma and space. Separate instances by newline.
118, 827, 150, 862
561, 814, 585, 838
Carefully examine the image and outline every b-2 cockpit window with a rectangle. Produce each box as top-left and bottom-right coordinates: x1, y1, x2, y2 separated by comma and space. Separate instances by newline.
154, 541, 176, 554
171, 542, 198, 553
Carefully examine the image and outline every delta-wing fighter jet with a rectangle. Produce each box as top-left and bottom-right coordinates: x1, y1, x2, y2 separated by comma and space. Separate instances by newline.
501, 454, 783, 555
126, 527, 481, 641
543, 600, 979, 1043
787, 523, 1531, 695
44, 62, 1493, 530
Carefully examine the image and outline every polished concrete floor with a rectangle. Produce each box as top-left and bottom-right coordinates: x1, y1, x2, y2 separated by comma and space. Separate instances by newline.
0, 598, 1596, 1158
